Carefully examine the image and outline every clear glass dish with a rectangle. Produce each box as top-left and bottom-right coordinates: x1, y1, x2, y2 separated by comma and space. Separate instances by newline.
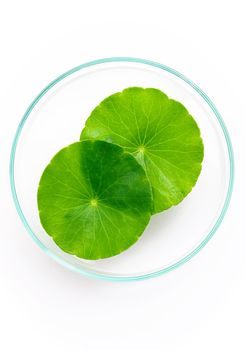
10, 57, 234, 281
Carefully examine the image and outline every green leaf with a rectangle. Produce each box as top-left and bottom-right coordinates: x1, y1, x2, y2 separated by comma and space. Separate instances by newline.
37, 140, 152, 260
80, 87, 204, 213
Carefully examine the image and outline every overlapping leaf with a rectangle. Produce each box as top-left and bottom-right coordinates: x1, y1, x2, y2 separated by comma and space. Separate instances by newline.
38, 140, 152, 259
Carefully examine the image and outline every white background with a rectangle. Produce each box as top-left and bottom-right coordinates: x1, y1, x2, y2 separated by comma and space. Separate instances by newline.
0, 1, 244, 349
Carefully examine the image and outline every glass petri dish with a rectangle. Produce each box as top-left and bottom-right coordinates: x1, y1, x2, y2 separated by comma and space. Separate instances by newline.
10, 57, 234, 281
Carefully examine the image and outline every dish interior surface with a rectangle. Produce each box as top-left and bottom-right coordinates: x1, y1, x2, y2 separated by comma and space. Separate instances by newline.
11, 58, 233, 280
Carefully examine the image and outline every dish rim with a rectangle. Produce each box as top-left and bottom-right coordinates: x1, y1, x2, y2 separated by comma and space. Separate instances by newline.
9, 57, 234, 282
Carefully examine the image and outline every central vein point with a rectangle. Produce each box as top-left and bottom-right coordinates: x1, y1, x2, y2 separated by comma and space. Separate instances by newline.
138, 145, 145, 153
90, 199, 98, 207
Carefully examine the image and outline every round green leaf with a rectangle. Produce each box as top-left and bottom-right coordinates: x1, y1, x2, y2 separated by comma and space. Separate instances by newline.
37, 140, 152, 260
80, 87, 204, 213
